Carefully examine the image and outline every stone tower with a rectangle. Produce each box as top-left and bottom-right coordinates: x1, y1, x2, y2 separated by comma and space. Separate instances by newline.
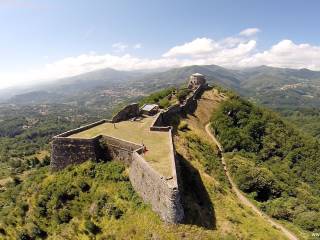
188, 73, 206, 89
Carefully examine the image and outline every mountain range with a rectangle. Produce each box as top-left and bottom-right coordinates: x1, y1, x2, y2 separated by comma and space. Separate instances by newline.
2, 65, 320, 108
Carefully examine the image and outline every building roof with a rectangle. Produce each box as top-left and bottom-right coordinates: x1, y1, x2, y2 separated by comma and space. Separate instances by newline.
142, 104, 159, 112
191, 73, 204, 77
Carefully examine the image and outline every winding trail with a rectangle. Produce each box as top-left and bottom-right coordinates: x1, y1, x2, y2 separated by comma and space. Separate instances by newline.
205, 123, 299, 240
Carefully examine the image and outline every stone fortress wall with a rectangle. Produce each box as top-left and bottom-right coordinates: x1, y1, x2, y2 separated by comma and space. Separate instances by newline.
50, 74, 207, 223
153, 82, 207, 126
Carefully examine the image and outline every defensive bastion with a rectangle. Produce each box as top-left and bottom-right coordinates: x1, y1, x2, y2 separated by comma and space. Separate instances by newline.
50, 74, 208, 223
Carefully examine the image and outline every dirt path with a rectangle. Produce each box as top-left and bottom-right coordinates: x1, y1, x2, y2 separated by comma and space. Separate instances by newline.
205, 123, 299, 240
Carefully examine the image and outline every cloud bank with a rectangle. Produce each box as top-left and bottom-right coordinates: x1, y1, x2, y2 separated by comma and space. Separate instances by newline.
1, 28, 320, 89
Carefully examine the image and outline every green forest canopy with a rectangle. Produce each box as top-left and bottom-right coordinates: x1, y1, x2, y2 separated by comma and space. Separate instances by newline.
211, 96, 320, 232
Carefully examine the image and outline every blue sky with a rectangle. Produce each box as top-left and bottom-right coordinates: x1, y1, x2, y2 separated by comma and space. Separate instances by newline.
1, 0, 320, 88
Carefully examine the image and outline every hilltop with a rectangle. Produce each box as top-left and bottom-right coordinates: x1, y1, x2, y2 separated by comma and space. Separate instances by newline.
0, 86, 296, 239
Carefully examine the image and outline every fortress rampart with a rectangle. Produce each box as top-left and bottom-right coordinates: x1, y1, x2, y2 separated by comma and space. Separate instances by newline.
130, 150, 184, 223
50, 75, 207, 223
152, 83, 207, 126
100, 135, 143, 165
51, 136, 103, 171
51, 125, 184, 223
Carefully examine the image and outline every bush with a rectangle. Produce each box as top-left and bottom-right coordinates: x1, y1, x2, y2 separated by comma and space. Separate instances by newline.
84, 220, 101, 235
228, 157, 281, 201
100, 162, 127, 182
29, 224, 47, 239
79, 181, 90, 192
41, 155, 51, 166
177, 88, 190, 102
158, 97, 170, 109
17, 202, 29, 217
178, 121, 189, 131
294, 211, 320, 231
17, 231, 30, 240
58, 209, 72, 223
105, 202, 123, 219
262, 197, 297, 220
117, 182, 135, 201
12, 176, 22, 185
139, 87, 175, 106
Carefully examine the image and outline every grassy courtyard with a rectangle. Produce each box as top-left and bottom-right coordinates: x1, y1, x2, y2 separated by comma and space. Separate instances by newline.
69, 116, 173, 177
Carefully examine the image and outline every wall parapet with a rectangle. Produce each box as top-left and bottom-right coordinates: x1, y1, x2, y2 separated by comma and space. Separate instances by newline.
130, 151, 184, 223
51, 136, 103, 171
54, 119, 109, 138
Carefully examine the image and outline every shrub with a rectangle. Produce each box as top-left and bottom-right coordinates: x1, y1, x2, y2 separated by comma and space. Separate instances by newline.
58, 209, 72, 223
12, 176, 22, 185
84, 220, 101, 235
139, 87, 175, 106
177, 88, 190, 102
158, 97, 170, 109
105, 202, 123, 219
294, 211, 320, 231
28, 224, 47, 239
79, 181, 90, 192
178, 121, 189, 131
17, 231, 30, 240
101, 162, 127, 182
41, 155, 51, 166
0, 228, 6, 235
117, 182, 135, 201
17, 202, 29, 217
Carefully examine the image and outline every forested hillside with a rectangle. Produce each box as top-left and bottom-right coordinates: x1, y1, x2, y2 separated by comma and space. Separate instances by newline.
211, 95, 320, 234
279, 108, 320, 139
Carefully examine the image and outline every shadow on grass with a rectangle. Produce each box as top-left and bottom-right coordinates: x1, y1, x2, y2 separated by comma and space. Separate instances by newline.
177, 153, 216, 230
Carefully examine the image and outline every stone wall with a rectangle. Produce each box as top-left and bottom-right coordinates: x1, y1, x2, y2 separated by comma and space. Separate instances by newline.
112, 103, 140, 122
55, 119, 107, 137
152, 83, 207, 127
129, 152, 184, 223
51, 136, 103, 171
100, 135, 143, 165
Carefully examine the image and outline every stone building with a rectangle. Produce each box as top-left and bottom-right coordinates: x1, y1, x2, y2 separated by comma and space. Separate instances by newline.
188, 73, 206, 89
141, 104, 159, 115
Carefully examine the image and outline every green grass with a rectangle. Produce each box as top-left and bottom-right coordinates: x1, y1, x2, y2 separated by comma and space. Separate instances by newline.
70, 116, 173, 177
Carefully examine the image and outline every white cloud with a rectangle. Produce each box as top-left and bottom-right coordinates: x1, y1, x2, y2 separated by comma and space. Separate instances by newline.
133, 43, 142, 49
162, 38, 217, 57
239, 28, 261, 37
162, 36, 257, 67
240, 40, 320, 69
112, 42, 128, 52
2, 28, 320, 89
